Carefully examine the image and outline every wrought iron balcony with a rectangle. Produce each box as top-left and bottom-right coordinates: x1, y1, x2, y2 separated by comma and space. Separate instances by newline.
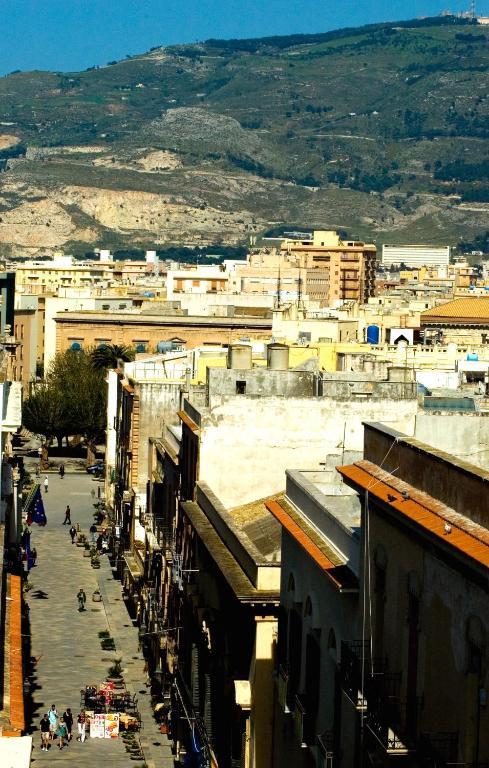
339, 640, 386, 709
276, 664, 290, 714
317, 732, 335, 768
294, 693, 315, 748
418, 732, 458, 766
364, 673, 419, 756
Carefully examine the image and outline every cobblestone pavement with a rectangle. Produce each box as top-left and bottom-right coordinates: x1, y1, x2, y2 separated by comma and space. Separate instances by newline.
25, 472, 173, 768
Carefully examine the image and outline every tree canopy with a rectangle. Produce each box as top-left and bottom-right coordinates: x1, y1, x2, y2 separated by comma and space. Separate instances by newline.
90, 344, 134, 371
22, 383, 67, 445
22, 348, 107, 452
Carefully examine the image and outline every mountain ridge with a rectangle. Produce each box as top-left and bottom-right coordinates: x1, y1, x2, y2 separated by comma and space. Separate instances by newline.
0, 15, 487, 256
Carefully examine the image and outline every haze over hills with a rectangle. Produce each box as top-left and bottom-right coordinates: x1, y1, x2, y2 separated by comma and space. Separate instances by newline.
0, 16, 488, 256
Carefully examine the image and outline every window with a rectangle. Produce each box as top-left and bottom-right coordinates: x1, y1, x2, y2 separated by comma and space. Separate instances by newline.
467, 616, 486, 675
327, 628, 337, 662
236, 380, 246, 395
287, 608, 302, 710
287, 573, 295, 593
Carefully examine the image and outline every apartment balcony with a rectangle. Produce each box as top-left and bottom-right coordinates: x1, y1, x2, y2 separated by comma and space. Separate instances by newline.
276, 664, 291, 714
339, 640, 386, 710
317, 732, 335, 768
364, 673, 418, 756
418, 732, 458, 766
417, 732, 488, 767
294, 693, 316, 748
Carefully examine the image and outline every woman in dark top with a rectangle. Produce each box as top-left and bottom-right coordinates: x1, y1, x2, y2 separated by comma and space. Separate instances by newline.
63, 708, 73, 740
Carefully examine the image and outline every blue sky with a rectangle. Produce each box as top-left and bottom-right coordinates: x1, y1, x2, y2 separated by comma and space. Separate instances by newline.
0, 0, 487, 75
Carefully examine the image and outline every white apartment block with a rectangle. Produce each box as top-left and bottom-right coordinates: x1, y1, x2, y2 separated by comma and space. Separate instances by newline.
382, 244, 450, 268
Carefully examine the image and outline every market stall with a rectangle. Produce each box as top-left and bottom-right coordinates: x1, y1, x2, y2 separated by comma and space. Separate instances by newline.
81, 681, 140, 736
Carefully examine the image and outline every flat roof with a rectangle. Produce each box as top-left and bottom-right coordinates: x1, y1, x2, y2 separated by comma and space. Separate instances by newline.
54, 312, 272, 328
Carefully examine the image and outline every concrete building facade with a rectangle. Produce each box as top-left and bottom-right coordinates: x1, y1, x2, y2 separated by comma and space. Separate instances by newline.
54, 311, 273, 358
382, 244, 450, 268
337, 422, 489, 767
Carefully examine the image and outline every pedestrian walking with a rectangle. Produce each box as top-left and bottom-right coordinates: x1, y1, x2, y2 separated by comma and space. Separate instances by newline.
48, 704, 58, 740
59, 463, 65, 479
40, 713, 50, 751
63, 708, 73, 741
63, 505, 71, 525
69, 525, 77, 544
76, 710, 86, 742
56, 717, 68, 749
43, 475, 49, 493
77, 588, 86, 612
89, 523, 97, 544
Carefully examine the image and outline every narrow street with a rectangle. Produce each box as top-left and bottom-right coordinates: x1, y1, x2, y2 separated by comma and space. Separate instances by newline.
24, 470, 173, 768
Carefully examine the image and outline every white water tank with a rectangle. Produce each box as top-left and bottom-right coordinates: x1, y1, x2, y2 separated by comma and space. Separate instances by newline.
227, 344, 252, 370
267, 343, 289, 370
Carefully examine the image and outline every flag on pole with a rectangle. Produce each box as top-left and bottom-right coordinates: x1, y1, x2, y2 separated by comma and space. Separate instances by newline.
31, 487, 47, 526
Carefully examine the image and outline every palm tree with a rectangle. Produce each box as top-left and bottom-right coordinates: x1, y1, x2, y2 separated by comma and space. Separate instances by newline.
90, 344, 135, 371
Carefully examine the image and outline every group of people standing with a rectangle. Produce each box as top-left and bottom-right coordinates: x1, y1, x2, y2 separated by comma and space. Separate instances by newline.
39, 705, 86, 751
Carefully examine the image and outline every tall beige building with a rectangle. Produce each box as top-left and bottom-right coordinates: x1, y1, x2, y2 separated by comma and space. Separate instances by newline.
279, 230, 377, 305
242, 231, 376, 307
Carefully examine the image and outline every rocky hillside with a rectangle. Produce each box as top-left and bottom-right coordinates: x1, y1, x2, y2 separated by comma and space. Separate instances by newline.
0, 16, 488, 255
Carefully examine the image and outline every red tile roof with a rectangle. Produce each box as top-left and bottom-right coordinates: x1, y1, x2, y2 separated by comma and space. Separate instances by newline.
337, 460, 489, 569
421, 297, 489, 324
266, 499, 358, 591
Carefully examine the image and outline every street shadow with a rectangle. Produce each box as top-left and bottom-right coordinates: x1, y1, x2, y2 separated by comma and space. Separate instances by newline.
31, 590, 49, 599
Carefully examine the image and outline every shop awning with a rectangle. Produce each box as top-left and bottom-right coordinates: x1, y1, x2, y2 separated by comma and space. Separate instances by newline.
122, 552, 144, 581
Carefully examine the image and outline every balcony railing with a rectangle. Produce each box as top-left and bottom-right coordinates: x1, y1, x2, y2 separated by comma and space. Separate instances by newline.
340, 640, 386, 709
364, 674, 420, 755
340, 642, 419, 755
317, 732, 335, 768
418, 732, 458, 766
294, 693, 316, 748
276, 665, 290, 713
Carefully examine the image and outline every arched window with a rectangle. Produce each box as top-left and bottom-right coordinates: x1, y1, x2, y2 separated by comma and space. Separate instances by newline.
304, 596, 313, 618
467, 616, 486, 675
374, 545, 387, 658
407, 570, 421, 601
287, 573, 295, 593
328, 628, 337, 661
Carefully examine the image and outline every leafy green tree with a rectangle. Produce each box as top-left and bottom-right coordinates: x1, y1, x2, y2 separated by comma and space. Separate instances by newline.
90, 344, 135, 371
47, 349, 107, 462
22, 383, 66, 451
